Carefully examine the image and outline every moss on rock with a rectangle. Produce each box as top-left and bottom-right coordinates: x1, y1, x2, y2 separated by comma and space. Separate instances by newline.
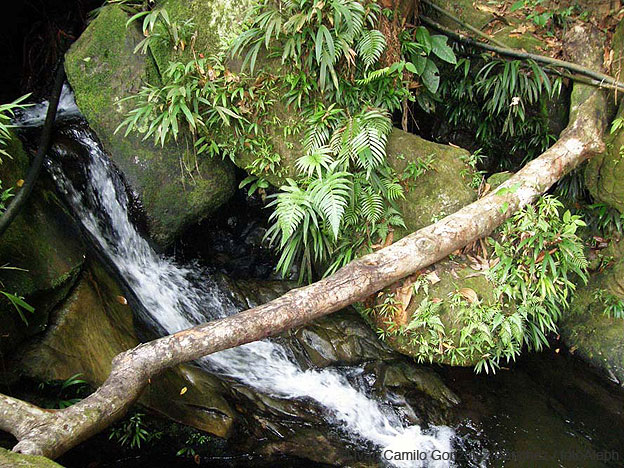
585, 100, 624, 213
0, 448, 63, 467
560, 246, 624, 384
0, 132, 84, 355
368, 258, 503, 367
65, 5, 236, 246
386, 129, 477, 236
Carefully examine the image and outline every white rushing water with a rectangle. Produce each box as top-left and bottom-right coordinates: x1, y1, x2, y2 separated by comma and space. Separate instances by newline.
46, 121, 455, 466
13, 84, 81, 127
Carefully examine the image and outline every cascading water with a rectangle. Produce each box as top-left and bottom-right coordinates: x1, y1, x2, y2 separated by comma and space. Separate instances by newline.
23, 90, 456, 467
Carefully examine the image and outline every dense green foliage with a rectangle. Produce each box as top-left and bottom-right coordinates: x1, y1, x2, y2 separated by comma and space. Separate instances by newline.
117, 0, 458, 282
439, 54, 562, 170
37, 374, 89, 409
366, 196, 588, 373
111, 0, 617, 372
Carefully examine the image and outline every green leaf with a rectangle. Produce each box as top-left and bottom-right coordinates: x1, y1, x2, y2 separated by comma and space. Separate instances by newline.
421, 59, 440, 94
510, 0, 525, 11
431, 35, 456, 64
415, 26, 432, 54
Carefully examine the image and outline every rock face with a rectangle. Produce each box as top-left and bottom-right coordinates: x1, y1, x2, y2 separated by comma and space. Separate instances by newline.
0, 132, 85, 355
584, 22, 623, 212
560, 241, 624, 385
386, 130, 477, 236
586, 100, 624, 213
65, 5, 236, 246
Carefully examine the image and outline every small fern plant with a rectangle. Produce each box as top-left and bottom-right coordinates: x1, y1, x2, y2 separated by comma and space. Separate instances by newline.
266, 107, 405, 282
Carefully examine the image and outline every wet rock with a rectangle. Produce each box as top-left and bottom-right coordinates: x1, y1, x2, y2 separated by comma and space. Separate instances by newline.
560, 241, 624, 385
0, 131, 85, 355
0, 448, 62, 467
287, 309, 395, 368
18, 265, 460, 465
65, 5, 236, 246
20, 259, 236, 438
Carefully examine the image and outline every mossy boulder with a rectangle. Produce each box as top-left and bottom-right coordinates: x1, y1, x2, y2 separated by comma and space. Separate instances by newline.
368, 257, 503, 367
0, 448, 63, 467
585, 99, 624, 213
0, 132, 85, 356
65, 5, 236, 246
386, 130, 477, 236
560, 244, 624, 384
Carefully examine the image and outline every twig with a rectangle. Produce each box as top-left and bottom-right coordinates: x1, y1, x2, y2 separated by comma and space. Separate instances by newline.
421, 16, 624, 92
0, 61, 66, 237
422, 0, 509, 48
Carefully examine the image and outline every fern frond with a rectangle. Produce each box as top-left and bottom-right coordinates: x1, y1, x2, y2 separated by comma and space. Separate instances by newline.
309, 170, 351, 239
359, 188, 384, 222
267, 180, 310, 246
356, 29, 386, 69
295, 146, 334, 178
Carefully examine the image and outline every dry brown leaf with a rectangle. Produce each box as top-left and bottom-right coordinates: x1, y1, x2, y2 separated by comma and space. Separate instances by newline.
180, 386, 188, 395
383, 230, 394, 248
116, 295, 128, 305
16, 179, 24, 188
395, 283, 414, 314
458, 288, 479, 304
425, 271, 441, 285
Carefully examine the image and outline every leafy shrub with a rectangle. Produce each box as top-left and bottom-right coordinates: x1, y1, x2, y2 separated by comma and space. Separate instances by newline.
119, 2, 456, 282
365, 196, 588, 373
439, 55, 561, 170
38, 373, 89, 409
592, 289, 624, 319
109, 412, 162, 449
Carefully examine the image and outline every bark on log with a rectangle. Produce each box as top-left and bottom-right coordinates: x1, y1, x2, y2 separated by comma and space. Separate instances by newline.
0, 25, 610, 460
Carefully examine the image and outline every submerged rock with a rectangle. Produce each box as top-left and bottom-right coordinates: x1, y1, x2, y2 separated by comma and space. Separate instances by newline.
65, 5, 236, 246
0, 132, 84, 355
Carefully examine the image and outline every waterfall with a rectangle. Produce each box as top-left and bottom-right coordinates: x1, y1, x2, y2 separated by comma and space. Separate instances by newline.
27, 91, 456, 466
